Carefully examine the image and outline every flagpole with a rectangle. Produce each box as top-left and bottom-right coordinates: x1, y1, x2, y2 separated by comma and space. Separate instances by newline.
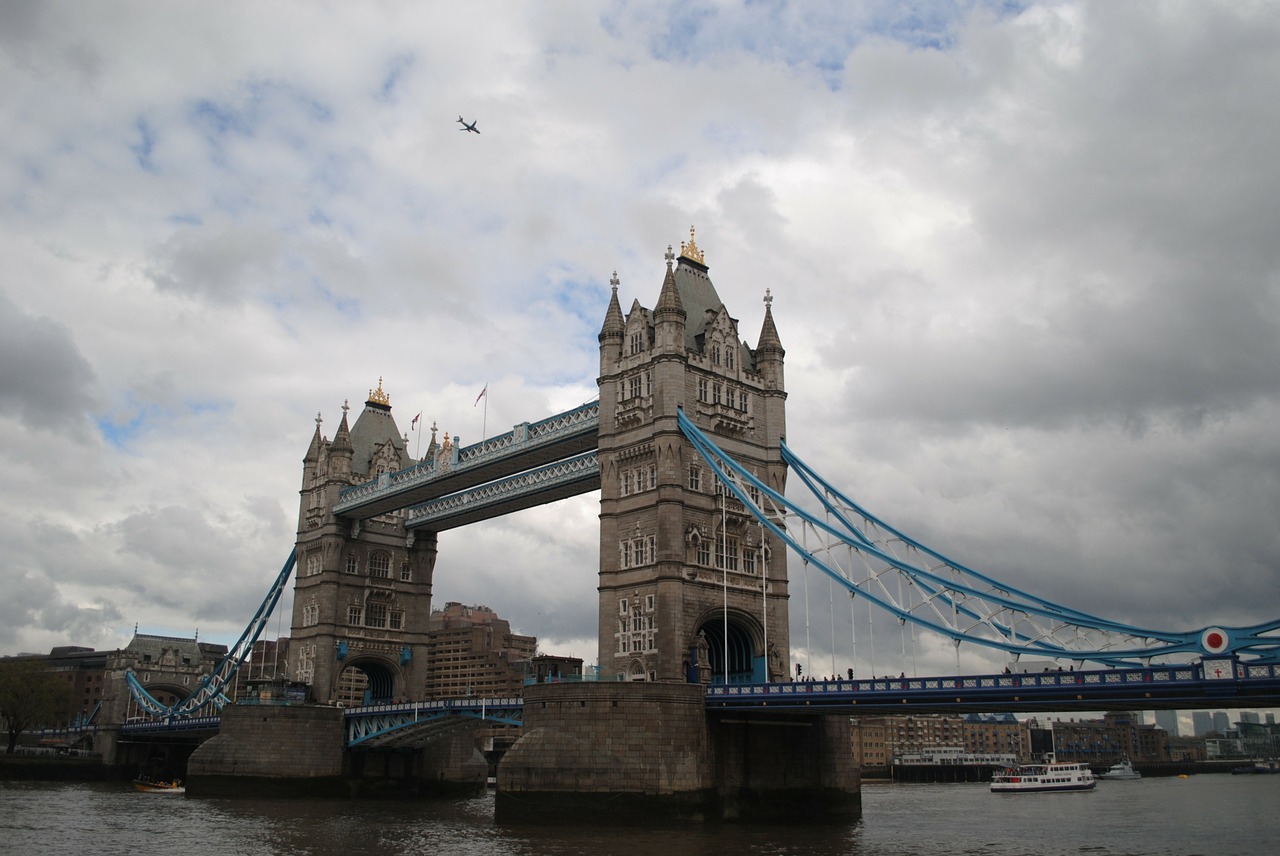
483, 386, 488, 439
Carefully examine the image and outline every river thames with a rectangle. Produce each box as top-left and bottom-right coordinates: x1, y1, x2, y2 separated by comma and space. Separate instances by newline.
2, 774, 1277, 856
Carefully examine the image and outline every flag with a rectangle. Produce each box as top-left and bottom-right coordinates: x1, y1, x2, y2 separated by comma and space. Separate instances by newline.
474, 384, 487, 406
411, 412, 421, 429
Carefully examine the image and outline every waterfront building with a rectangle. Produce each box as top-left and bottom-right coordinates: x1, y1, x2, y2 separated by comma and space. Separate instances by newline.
962, 712, 1031, 760
1050, 711, 1170, 763
422, 602, 536, 700
850, 717, 891, 770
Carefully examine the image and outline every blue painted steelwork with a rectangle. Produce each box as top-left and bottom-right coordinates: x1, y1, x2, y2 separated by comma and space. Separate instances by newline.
345, 698, 524, 748
334, 401, 600, 518
707, 658, 1280, 713
124, 549, 298, 718
677, 409, 1280, 666
405, 451, 599, 530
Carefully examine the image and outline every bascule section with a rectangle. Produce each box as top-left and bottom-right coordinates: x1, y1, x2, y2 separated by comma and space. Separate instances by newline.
290, 381, 440, 705
595, 229, 791, 684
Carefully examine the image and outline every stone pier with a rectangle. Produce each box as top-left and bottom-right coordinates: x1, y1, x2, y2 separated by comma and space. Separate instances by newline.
496, 682, 860, 824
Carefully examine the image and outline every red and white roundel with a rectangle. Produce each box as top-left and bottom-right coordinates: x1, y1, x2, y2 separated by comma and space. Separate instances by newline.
1200, 627, 1230, 655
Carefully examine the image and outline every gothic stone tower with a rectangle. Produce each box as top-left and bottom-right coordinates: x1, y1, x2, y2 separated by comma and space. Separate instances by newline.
596, 230, 789, 684
290, 381, 438, 704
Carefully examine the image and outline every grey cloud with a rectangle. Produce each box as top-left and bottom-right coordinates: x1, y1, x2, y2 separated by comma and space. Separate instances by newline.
0, 289, 98, 430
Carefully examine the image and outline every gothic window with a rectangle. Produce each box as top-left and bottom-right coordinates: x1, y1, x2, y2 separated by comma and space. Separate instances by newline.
647, 465, 657, 490
629, 375, 642, 399
740, 392, 749, 413
619, 542, 629, 569
688, 465, 702, 492
389, 610, 403, 630
369, 552, 391, 579
698, 378, 708, 402
345, 555, 359, 575
306, 553, 322, 577
646, 534, 656, 563
399, 561, 412, 582
366, 603, 387, 628
303, 603, 319, 626
696, 539, 711, 566
645, 594, 655, 611
645, 371, 652, 396
713, 383, 722, 405
716, 537, 739, 571
631, 540, 643, 566
348, 605, 363, 625
743, 547, 757, 575
619, 599, 629, 615
726, 347, 735, 370
629, 331, 644, 355
622, 471, 633, 496
712, 344, 721, 365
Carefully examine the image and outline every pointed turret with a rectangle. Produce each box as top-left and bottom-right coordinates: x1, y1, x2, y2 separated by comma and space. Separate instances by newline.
755, 289, 785, 390
304, 413, 324, 466
599, 272, 625, 373
329, 400, 353, 478
654, 244, 686, 352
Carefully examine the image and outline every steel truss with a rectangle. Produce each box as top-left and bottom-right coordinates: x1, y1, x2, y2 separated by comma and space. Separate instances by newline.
125, 549, 298, 717
677, 409, 1280, 666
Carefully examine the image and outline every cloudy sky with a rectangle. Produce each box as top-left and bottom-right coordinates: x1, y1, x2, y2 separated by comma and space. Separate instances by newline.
3, 0, 1278, 708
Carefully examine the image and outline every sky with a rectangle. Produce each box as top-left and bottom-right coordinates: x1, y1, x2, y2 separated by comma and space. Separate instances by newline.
3, 0, 1279, 726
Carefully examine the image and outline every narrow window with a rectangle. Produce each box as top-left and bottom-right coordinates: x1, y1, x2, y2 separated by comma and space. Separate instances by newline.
688, 465, 701, 492
698, 378, 708, 402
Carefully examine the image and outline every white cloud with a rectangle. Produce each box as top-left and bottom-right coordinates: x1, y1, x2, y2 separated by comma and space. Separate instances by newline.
1, 1, 1277, 706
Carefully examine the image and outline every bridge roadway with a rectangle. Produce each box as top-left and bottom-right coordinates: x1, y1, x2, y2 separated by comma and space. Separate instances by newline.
115, 657, 1280, 746
332, 401, 600, 521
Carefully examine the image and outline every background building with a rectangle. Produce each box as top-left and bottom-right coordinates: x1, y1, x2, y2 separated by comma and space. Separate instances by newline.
422, 602, 536, 700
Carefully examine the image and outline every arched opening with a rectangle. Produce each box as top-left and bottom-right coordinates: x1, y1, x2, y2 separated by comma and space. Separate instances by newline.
690, 613, 760, 685
336, 658, 397, 706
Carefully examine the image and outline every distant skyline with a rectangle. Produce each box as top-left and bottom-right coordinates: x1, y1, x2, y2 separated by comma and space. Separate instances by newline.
3, 2, 1279, 681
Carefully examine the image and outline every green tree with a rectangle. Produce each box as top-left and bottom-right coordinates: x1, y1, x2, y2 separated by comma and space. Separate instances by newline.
0, 658, 75, 754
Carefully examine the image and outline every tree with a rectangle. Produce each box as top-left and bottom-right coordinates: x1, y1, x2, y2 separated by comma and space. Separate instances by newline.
0, 658, 75, 754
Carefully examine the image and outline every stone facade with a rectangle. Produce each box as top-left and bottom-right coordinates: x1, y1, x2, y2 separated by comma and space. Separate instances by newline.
289, 382, 439, 704
595, 233, 790, 683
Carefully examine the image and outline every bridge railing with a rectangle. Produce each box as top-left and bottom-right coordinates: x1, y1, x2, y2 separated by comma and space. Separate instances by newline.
706, 658, 1280, 702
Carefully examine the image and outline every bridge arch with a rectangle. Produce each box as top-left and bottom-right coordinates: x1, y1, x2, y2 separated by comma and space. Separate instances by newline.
336, 656, 401, 705
691, 609, 763, 685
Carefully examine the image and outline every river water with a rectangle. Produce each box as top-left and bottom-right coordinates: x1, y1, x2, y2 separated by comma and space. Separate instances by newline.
2, 774, 1277, 856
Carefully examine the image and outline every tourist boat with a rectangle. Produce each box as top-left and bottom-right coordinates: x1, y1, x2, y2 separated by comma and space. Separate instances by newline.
132, 777, 185, 794
1098, 758, 1142, 780
991, 756, 1096, 793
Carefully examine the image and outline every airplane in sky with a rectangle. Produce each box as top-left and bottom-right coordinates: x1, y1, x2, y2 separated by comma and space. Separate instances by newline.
457, 116, 480, 134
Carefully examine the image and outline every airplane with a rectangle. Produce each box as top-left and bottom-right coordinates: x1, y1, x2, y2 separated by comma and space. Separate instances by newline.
457, 116, 480, 134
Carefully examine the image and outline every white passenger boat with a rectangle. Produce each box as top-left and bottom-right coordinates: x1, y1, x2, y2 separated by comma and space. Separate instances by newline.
991, 755, 1096, 793
1098, 758, 1142, 780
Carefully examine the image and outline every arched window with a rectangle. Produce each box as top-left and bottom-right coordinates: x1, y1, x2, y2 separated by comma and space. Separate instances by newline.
369, 552, 391, 579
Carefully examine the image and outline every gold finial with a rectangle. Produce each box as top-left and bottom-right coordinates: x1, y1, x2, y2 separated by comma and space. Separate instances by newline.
368, 377, 391, 407
679, 225, 705, 264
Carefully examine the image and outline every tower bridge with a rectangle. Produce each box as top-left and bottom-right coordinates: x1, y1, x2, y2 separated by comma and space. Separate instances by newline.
110, 228, 1280, 819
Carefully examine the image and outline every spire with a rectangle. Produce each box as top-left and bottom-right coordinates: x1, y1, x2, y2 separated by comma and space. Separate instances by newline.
331, 400, 353, 455
757, 288, 784, 357
304, 412, 324, 464
599, 271, 625, 342
655, 245, 685, 318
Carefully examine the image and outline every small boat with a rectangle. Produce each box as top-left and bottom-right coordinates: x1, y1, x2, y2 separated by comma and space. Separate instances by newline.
133, 777, 185, 794
1098, 758, 1142, 780
1230, 760, 1280, 775
991, 755, 1096, 793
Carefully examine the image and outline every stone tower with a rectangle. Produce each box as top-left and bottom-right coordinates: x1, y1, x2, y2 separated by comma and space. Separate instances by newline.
596, 230, 790, 683
290, 380, 439, 704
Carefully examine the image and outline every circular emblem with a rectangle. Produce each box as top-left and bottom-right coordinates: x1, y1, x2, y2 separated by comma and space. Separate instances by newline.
1200, 627, 1230, 655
